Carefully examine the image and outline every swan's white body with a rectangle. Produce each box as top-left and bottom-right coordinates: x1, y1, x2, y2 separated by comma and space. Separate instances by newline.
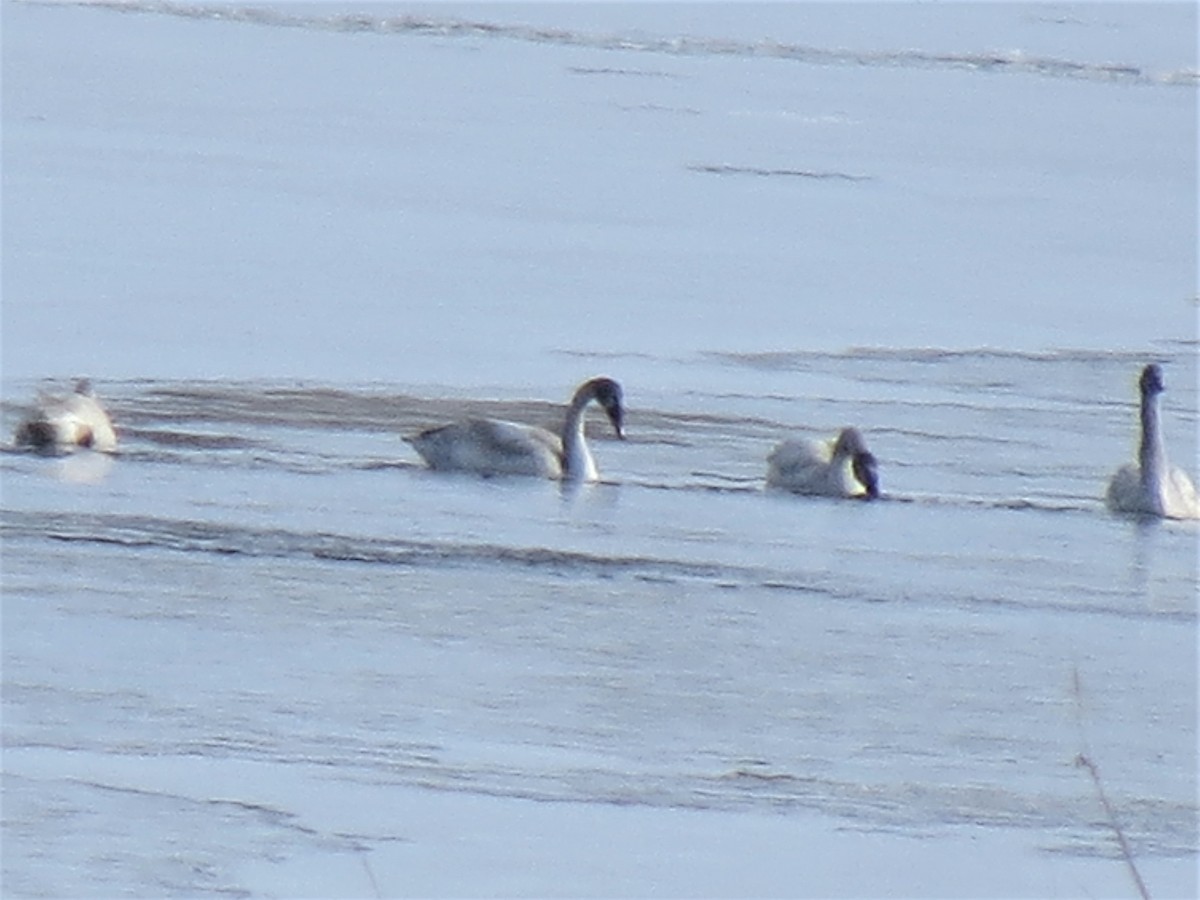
407, 377, 624, 482
766, 427, 879, 499
1106, 364, 1199, 520
15, 379, 117, 453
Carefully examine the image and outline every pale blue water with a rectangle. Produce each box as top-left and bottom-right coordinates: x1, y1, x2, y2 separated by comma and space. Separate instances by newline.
2, 2, 1197, 897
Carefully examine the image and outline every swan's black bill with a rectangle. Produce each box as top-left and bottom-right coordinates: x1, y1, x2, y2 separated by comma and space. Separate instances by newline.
852, 451, 880, 500
605, 404, 625, 440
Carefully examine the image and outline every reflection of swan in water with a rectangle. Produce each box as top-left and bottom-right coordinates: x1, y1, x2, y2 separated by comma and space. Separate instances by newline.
14, 379, 118, 454
54, 451, 117, 485
766, 426, 879, 499
1106, 364, 1199, 520
407, 377, 625, 482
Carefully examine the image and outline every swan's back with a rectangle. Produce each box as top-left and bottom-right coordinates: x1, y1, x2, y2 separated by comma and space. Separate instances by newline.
407, 419, 562, 479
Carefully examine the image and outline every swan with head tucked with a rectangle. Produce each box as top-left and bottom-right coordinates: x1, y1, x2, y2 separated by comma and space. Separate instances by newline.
14, 379, 118, 454
1106, 364, 1198, 520
766, 426, 879, 499
406, 377, 625, 481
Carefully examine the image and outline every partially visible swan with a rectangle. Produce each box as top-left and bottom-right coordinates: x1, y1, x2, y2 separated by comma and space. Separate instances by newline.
1106, 363, 1199, 520
407, 377, 625, 481
14, 379, 118, 454
766, 426, 879, 499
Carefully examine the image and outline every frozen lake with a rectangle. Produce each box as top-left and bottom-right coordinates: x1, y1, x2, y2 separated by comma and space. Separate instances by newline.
2, 1, 1197, 897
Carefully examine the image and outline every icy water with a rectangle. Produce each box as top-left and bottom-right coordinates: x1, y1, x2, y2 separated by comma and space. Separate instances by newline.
2, 1, 1198, 897
4, 350, 1198, 896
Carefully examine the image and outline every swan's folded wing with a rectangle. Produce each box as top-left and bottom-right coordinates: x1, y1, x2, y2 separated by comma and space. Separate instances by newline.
767, 438, 828, 469
766, 438, 829, 486
410, 418, 561, 477
469, 420, 560, 462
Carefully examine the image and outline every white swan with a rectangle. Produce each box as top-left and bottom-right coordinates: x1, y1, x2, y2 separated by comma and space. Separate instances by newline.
14, 379, 118, 454
766, 426, 879, 499
407, 377, 625, 481
1106, 363, 1199, 520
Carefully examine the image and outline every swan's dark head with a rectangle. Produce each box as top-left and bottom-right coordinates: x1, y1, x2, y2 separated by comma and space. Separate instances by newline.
832, 427, 869, 460
587, 377, 625, 439
1140, 364, 1164, 396
852, 450, 880, 500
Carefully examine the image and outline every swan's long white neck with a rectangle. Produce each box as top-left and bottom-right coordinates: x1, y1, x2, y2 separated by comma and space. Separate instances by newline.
1138, 387, 1167, 511
560, 390, 598, 481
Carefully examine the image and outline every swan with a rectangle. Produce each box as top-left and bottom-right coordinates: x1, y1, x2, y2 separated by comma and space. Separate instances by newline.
1106, 363, 1199, 520
406, 377, 625, 481
14, 379, 118, 454
766, 426, 879, 499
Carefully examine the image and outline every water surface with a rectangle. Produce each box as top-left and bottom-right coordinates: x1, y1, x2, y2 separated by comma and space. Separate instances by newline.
2, 1, 1197, 896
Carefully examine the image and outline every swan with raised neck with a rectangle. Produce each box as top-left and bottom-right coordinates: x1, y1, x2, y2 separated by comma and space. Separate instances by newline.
1106, 363, 1198, 519
407, 377, 625, 481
